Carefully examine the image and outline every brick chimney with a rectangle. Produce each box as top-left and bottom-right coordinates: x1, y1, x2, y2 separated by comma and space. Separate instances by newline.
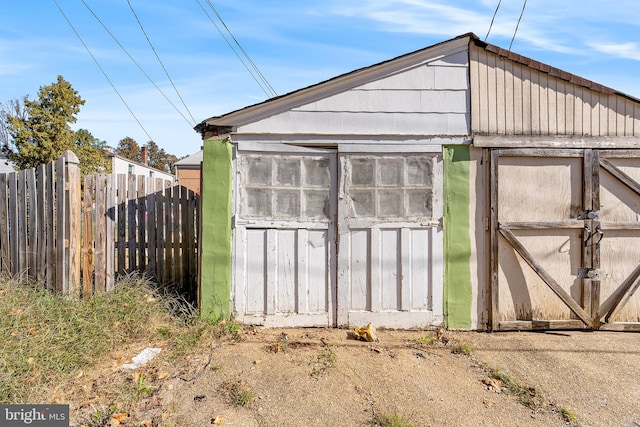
141, 146, 148, 165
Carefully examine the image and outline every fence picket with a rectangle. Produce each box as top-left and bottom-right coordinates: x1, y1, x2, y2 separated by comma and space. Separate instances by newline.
17, 171, 27, 275
83, 175, 95, 297
46, 162, 56, 288
105, 174, 116, 291
94, 175, 106, 291
117, 174, 127, 275
137, 176, 146, 270
36, 165, 46, 282
0, 174, 8, 275
27, 168, 37, 278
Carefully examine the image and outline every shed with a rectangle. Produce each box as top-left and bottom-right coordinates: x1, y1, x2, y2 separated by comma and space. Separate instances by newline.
197, 33, 640, 331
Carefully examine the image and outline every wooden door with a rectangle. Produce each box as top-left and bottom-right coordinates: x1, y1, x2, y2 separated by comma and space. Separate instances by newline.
233, 149, 337, 327
596, 151, 640, 331
491, 148, 640, 331
336, 152, 444, 328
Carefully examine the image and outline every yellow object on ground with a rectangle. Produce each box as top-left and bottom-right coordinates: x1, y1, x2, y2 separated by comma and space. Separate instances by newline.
354, 323, 378, 342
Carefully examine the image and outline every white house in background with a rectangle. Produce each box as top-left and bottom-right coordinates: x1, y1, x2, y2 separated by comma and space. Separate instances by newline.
107, 153, 175, 184
0, 154, 15, 173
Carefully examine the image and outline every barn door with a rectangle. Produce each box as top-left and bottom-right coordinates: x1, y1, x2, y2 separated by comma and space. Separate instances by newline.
233, 149, 337, 327
491, 148, 640, 331
596, 150, 640, 331
336, 151, 444, 328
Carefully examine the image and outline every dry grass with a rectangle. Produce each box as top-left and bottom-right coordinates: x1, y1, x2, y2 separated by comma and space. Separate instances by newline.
0, 273, 222, 406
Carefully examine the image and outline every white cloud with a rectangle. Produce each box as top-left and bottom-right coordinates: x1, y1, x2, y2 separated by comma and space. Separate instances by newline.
589, 42, 640, 61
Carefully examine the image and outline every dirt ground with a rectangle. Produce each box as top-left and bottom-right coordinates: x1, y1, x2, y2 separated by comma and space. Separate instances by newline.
70, 328, 640, 427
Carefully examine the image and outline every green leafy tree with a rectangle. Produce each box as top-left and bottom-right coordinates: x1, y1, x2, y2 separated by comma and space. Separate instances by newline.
74, 129, 112, 178
144, 140, 179, 174
114, 137, 141, 162
3, 76, 84, 170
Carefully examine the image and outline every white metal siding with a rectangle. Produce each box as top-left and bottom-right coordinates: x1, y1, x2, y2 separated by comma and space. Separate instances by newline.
237, 49, 470, 137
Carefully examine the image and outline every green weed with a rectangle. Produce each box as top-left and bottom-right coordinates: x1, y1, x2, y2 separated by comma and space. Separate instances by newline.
373, 411, 413, 427
221, 381, 255, 407
310, 346, 336, 377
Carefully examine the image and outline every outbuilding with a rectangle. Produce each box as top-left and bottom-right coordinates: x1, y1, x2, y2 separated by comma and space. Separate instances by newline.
197, 33, 640, 331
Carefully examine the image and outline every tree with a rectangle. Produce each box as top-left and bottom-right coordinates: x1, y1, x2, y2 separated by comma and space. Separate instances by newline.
0, 95, 29, 156
114, 137, 141, 162
115, 138, 180, 174
144, 140, 179, 174
74, 129, 112, 178
3, 76, 85, 170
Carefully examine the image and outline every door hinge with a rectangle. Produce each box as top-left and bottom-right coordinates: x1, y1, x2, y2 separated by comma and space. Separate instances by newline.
578, 268, 600, 280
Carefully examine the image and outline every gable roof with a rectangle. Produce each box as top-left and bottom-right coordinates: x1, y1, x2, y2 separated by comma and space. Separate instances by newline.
174, 150, 202, 167
196, 33, 640, 138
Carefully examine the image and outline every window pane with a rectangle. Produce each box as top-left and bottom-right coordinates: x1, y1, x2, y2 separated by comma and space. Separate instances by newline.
350, 190, 374, 217
246, 188, 271, 216
247, 157, 272, 186
305, 158, 330, 187
276, 159, 300, 187
275, 191, 300, 217
304, 190, 329, 218
350, 158, 374, 186
407, 157, 432, 186
379, 159, 403, 187
407, 190, 432, 217
378, 191, 402, 217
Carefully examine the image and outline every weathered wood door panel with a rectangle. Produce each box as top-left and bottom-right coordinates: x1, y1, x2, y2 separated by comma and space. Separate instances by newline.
491, 149, 640, 331
597, 152, 640, 329
492, 150, 589, 330
337, 153, 444, 328
234, 151, 337, 327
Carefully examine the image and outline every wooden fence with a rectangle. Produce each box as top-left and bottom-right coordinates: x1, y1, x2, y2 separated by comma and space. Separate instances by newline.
0, 151, 200, 300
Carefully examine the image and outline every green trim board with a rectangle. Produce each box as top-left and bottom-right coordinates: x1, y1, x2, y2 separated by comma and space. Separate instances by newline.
199, 138, 233, 320
443, 145, 472, 329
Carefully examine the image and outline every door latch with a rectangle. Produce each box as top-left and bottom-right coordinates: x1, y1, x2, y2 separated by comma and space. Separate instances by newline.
578, 210, 599, 220
578, 268, 600, 280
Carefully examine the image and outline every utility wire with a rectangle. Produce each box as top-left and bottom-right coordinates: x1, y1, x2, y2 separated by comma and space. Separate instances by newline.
79, 0, 195, 128
196, 0, 276, 98
205, 0, 277, 97
127, 0, 197, 125
485, 0, 502, 41
52, 0, 154, 142
509, 0, 528, 51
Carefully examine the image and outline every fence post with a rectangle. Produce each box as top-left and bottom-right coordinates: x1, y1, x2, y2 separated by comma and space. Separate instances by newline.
56, 151, 81, 295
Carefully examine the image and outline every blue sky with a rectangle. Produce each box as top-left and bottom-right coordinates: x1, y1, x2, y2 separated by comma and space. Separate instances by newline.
2, 0, 640, 157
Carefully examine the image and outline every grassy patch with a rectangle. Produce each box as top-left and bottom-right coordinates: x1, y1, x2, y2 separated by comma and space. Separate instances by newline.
410, 332, 437, 347
451, 342, 473, 356
373, 411, 413, 427
0, 274, 214, 405
220, 381, 255, 407
489, 368, 546, 411
557, 406, 578, 424
310, 345, 336, 377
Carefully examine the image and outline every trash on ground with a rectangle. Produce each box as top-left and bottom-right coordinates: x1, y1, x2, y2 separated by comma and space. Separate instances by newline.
353, 323, 379, 342
122, 347, 162, 370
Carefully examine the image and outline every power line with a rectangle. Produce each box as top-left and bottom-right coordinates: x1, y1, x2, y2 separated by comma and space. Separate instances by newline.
127, 0, 197, 125
79, 0, 196, 128
196, 0, 277, 98
205, 0, 277, 97
509, 0, 528, 51
52, 0, 154, 142
485, 0, 502, 41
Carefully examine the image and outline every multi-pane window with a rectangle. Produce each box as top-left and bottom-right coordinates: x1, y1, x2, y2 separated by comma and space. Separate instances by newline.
347, 156, 433, 219
242, 155, 331, 220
